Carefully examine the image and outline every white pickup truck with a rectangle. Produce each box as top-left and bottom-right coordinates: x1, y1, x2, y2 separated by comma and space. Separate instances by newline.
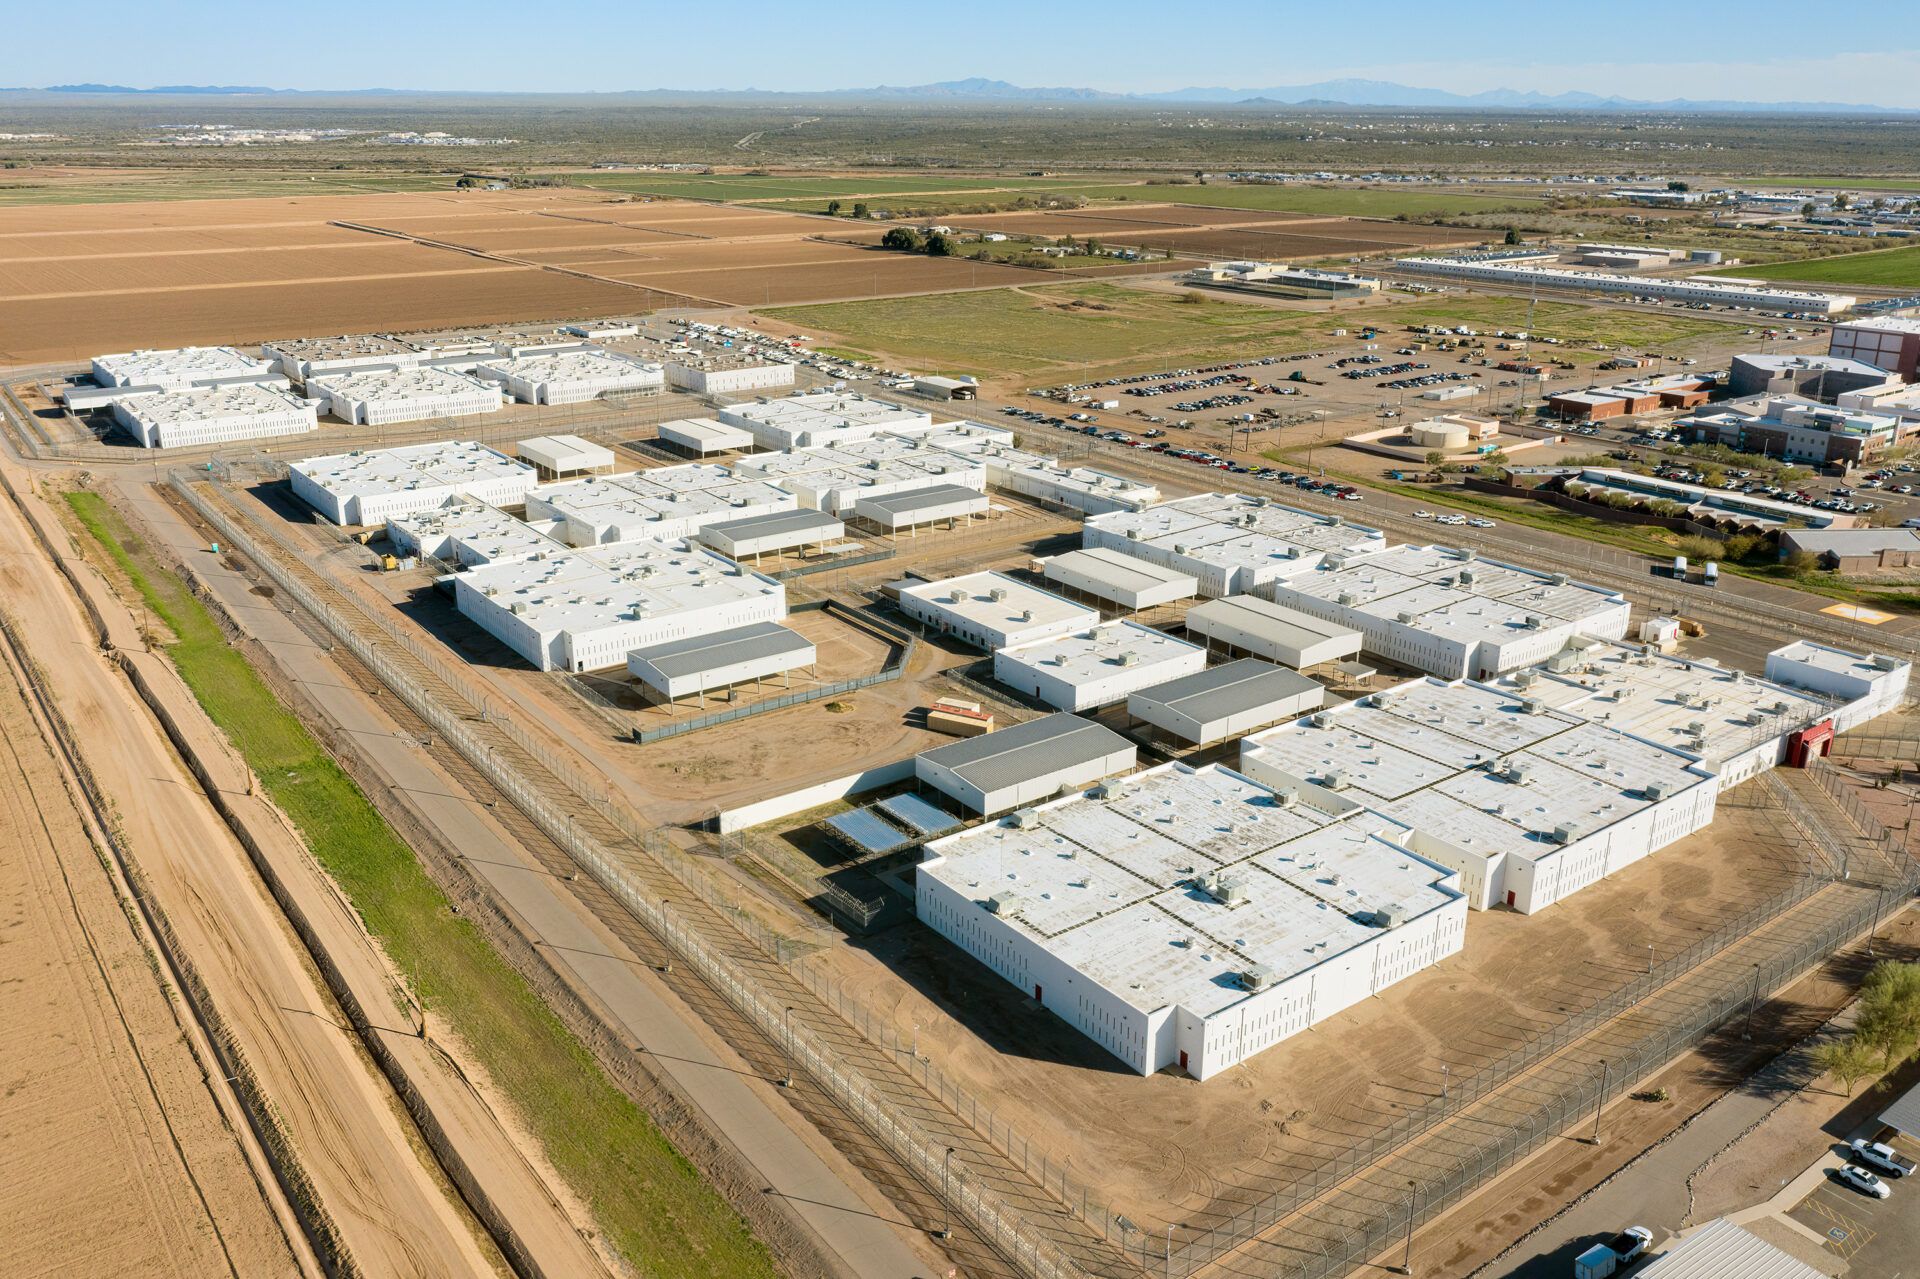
1573, 1227, 1652, 1278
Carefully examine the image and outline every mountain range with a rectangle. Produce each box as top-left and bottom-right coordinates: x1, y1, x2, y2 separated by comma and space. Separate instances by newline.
24, 77, 1915, 114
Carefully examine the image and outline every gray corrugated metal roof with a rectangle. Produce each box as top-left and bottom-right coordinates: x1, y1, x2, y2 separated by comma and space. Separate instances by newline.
1780, 528, 1920, 555
919, 713, 1131, 796
1635, 1219, 1824, 1279
1186, 595, 1359, 650
857, 483, 988, 517
824, 808, 915, 856
1044, 548, 1195, 593
1880, 1078, 1920, 1139
700, 507, 843, 542
1131, 659, 1321, 725
876, 793, 962, 838
627, 621, 812, 679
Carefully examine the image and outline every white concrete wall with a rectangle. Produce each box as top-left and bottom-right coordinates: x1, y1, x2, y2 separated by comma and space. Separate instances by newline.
715, 761, 914, 834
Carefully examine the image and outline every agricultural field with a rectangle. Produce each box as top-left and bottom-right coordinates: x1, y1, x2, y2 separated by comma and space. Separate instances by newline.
575, 171, 1078, 203
1042, 182, 1547, 219
762, 281, 1324, 376
1707, 243, 1920, 289
0, 165, 456, 206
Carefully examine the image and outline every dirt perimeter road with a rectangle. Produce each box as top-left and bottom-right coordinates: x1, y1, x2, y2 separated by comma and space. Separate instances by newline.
0, 457, 519, 1279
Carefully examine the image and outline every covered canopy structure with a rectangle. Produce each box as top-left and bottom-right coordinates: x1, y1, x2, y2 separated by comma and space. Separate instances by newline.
854, 483, 989, 536
658, 417, 755, 457
1183, 595, 1363, 670
1126, 658, 1324, 746
516, 434, 616, 480
916, 713, 1135, 815
1040, 548, 1198, 613
697, 508, 846, 563
626, 621, 816, 704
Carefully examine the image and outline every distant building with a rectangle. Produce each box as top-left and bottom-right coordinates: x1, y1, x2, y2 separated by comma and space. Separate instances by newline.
1828, 316, 1920, 382
1728, 352, 1892, 401
1684, 394, 1911, 466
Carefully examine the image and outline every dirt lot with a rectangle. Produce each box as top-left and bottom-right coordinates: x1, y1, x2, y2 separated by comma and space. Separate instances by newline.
803, 794, 1816, 1231
0, 633, 300, 1278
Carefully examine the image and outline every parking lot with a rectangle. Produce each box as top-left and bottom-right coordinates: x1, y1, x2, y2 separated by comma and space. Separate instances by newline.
1786, 1128, 1920, 1275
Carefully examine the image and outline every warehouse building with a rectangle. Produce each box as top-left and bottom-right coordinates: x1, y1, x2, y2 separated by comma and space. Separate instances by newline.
657, 417, 755, 457
1546, 389, 1631, 421
1040, 548, 1198, 613
898, 572, 1098, 649
1185, 260, 1382, 297
916, 762, 1466, 1078
779, 454, 986, 516
112, 381, 318, 450
479, 350, 664, 405
289, 441, 535, 526
1126, 659, 1325, 746
1778, 527, 1920, 572
1182, 595, 1364, 669
515, 434, 615, 480
696, 508, 845, 563
914, 712, 1135, 815
1394, 257, 1857, 314
854, 484, 991, 535
309, 366, 504, 426
1728, 353, 1892, 401
1240, 678, 1718, 913
626, 621, 816, 703
386, 500, 566, 568
976, 452, 1159, 515
452, 539, 786, 673
523, 471, 796, 547
1828, 316, 1920, 382
1261, 545, 1631, 681
665, 354, 796, 396
1083, 494, 1387, 598
718, 393, 931, 450
91, 345, 274, 392
992, 621, 1206, 711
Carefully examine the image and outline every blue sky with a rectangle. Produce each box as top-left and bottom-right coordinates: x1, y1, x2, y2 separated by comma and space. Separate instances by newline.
19, 0, 1920, 107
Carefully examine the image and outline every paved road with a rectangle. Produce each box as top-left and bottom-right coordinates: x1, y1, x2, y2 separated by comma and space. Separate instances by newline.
123, 479, 943, 1279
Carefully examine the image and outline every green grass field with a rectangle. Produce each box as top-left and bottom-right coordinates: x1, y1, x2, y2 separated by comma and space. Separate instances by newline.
1066, 183, 1544, 219
1707, 244, 1920, 289
765, 280, 1321, 375
0, 170, 453, 205
1390, 295, 1746, 352
63, 491, 778, 1279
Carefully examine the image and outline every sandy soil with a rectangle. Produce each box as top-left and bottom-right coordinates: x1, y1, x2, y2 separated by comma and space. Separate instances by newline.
0, 633, 300, 1279
0, 465, 509, 1278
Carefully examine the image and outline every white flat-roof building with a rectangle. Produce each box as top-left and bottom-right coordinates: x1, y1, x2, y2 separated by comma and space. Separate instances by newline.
780, 454, 986, 516
263, 335, 420, 387
385, 501, 566, 568
1083, 494, 1388, 598
289, 441, 535, 526
1764, 642, 1910, 732
718, 393, 931, 450
898, 572, 1098, 650
665, 356, 795, 396
1183, 595, 1363, 669
977, 452, 1159, 515
92, 346, 273, 392
524, 472, 796, 547
452, 539, 786, 673
480, 351, 664, 405
916, 762, 1466, 1078
309, 367, 503, 426
993, 621, 1206, 711
1041, 548, 1198, 613
1127, 658, 1325, 745
112, 382, 318, 450
1263, 545, 1630, 680
626, 621, 815, 702
657, 417, 755, 456
915, 713, 1136, 815
1395, 257, 1858, 315
515, 434, 615, 480
1241, 678, 1718, 914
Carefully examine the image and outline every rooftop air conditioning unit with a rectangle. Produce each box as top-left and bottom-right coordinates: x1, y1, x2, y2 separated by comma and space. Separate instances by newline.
1687, 720, 1707, 735
1328, 514, 1346, 527
986, 892, 1019, 915
1117, 651, 1140, 668
1322, 770, 1351, 792
1173, 543, 1190, 555
1020, 609, 1035, 622
1549, 573, 1569, 586
1507, 763, 1534, 785
1461, 549, 1478, 562
1090, 780, 1125, 800
1198, 871, 1250, 907
950, 589, 967, 603
1009, 808, 1040, 829
1274, 788, 1299, 809
509, 601, 527, 615
1642, 783, 1670, 801
1521, 697, 1546, 715
1241, 965, 1278, 991
1874, 654, 1901, 671
1459, 568, 1476, 586
989, 587, 1008, 603
1514, 671, 1538, 689
1525, 615, 1546, 629
1310, 711, 1335, 728
1398, 611, 1419, 624
1551, 821, 1582, 844
1374, 902, 1412, 927
1372, 692, 1394, 708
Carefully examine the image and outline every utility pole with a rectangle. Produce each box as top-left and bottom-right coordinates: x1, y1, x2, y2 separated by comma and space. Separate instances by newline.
1743, 964, 1762, 1039
782, 1006, 795, 1087
1393, 1180, 1418, 1274
936, 1147, 955, 1238
1591, 1060, 1610, 1144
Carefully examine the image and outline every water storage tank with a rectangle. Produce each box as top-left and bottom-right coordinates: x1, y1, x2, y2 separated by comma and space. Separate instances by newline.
1689, 249, 1723, 264
1410, 421, 1470, 450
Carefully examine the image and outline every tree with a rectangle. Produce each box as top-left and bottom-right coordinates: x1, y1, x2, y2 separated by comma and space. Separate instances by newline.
880, 227, 923, 252
455, 176, 477, 189
826, 199, 842, 216
1425, 450, 1445, 467
1668, 181, 1690, 193
853, 202, 871, 219
1505, 227, 1523, 246
1783, 548, 1820, 577
1813, 1040, 1880, 1097
1801, 202, 1816, 219
1087, 237, 1103, 255
1835, 193, 1852, 210
1856, 960, 1920, 1068
924, 231, 956, 257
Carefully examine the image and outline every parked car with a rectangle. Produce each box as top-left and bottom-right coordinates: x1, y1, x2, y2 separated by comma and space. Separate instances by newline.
1851, 1140, 1916, 1179
1836, 1164, 1893, 1199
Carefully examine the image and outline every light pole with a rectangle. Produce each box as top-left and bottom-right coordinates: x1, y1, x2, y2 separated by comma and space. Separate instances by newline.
1166, 1223, 1182, 1279
782, 1006, 794, 1087
1743, 964, 1761, 1040
1868, 883, 1888, 957
1393, 1180, 1418, 1274
1441, 1064, 1449, 1101
1647, 943, 1655, 975
1591, 1060, 1610, 1145
936, 1147, 955, 1239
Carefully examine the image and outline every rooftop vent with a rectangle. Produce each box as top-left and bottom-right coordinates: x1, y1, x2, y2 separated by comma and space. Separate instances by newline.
1198, 871, 1250, 907
986, 892, 1019, 915
1241, 965, 1278, 991
1009, 808, 1040, 829
1642, 782, 1670, 801
1020, 609, 1035, 622
1507, 763, 1534, 786
1322, 770, 1351, 792
1117, 651, 1140, 668
1549, 572, 1569, 586
989, 587, 1008, 603
1551, 821, 1582, 844
1521, 697, 1546, 715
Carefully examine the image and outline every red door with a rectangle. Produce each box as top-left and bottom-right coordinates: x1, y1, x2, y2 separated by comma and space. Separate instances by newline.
1506, 890, 1517, 907
1179, 1051, 1189, 1072
1033, 984, 1042, 1002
